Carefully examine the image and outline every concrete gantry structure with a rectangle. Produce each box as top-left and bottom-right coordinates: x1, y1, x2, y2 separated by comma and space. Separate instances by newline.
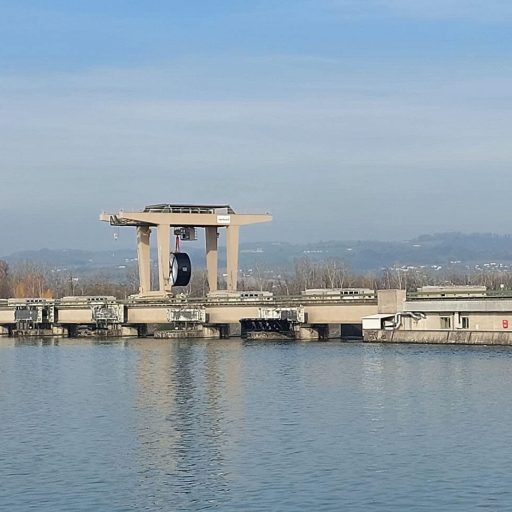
100, 204, 272, 296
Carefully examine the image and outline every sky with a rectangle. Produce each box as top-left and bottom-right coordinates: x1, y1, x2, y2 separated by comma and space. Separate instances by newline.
1, 0, 512, 252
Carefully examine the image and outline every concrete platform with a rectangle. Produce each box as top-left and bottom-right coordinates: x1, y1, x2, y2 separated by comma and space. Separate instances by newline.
364, 329, 512, 345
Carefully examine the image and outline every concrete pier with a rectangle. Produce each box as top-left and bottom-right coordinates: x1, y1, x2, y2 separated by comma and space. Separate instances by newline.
365, 329, 512, 346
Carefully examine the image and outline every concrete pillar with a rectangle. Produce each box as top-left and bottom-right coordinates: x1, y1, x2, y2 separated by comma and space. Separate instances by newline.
326, 324, 342, 339
228, 322, 241, 337
226, 225, 240, 292
295, 325, 321, 341
377, 289, 406, 314
205, 226, 218, 292
156, 224, 171, 294
201, 325, 222, 339
120, 326, 139, 337
136, 226, 151, 294
52, 325, 68, 337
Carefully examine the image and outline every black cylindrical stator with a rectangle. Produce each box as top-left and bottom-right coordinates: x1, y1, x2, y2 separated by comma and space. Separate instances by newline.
169, 252, 192, 286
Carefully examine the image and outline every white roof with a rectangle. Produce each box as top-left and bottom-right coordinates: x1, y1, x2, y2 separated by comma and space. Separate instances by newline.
362, 314, 395, 319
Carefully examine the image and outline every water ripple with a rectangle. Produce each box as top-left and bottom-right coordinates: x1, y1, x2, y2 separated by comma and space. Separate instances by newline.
1, 339, 512, 510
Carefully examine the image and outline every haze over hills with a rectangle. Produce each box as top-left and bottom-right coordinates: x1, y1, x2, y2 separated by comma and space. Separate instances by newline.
4, 233, 512, 276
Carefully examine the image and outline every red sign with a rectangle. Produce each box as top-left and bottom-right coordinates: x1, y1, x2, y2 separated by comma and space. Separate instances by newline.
503, 319, 509, 329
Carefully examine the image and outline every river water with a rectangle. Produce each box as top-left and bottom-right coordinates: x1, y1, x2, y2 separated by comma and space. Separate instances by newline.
1, 338, 512, 511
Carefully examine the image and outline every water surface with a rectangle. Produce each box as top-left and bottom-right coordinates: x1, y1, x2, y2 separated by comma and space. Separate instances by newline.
1, 338, 512, 511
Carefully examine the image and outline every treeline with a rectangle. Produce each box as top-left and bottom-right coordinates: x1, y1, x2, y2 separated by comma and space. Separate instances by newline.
0, 261, 139, 299
1, 257, 512, 300
236, 257, 512, 295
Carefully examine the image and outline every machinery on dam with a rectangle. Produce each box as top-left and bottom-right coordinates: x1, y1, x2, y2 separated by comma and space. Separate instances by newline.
6, 205, 512, 345
100, 203, 272, 297
0, 203, 379, 340
0, 202, 381, 339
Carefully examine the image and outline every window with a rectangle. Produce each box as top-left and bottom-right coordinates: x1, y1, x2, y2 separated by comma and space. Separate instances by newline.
461, 316, 470, 329
440, 316, 452, 329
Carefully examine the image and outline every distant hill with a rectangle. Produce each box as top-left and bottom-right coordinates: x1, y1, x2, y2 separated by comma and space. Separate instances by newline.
4, 248, 137, 271
4, 233, 512, 275
237, 233, 512, 273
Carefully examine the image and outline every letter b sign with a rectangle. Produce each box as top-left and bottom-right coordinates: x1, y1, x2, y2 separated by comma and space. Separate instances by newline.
503, 319, 509, 329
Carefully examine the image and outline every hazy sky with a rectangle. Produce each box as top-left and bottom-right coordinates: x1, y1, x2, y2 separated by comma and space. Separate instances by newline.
1, 0, 512, 252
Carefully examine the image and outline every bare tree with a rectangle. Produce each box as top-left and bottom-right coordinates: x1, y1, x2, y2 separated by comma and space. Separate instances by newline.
320, 258, 348, 288
10, 262, 53, 298
0, 260, 11, 298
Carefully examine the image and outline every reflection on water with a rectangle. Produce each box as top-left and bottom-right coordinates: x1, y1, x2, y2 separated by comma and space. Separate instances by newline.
133, 340, 238, 509
1, 339, 512, 511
